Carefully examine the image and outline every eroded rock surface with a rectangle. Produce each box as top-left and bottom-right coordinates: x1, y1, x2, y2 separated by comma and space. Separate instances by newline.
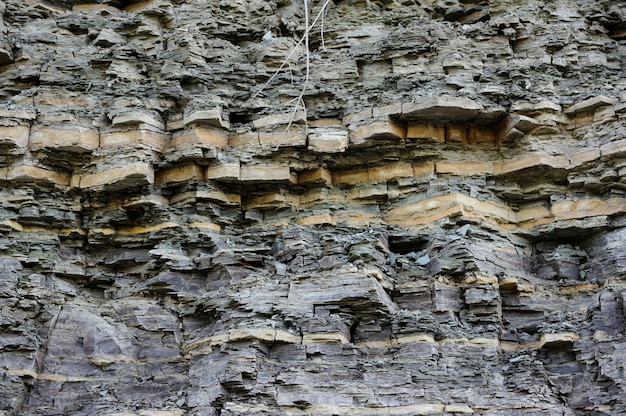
0, 0, 625, 415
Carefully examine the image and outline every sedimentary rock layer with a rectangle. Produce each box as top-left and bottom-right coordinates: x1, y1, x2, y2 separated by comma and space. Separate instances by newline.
0, 0, 625, 415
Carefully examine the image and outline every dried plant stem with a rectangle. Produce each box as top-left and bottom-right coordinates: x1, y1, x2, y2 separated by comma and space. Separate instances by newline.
251, 0, 332, 118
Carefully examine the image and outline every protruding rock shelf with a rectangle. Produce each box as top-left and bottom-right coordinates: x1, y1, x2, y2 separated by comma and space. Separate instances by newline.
0, 0, 625, 415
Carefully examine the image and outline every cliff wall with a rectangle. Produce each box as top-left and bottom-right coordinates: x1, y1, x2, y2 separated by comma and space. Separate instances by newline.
0, 0, 625, 415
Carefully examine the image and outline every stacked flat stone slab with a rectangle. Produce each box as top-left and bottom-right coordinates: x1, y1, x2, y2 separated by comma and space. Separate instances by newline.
0, 0, 625, 415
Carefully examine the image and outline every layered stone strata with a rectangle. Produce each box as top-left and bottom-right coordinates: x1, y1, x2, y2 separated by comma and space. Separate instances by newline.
0, 0, 625, 415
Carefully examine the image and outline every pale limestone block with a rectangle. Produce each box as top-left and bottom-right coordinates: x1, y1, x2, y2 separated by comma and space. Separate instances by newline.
0, 125, 29, 148
500, 153, 569, 174
347, 184, 388, 201
259, 129, 306, 148
539, 332, 579, 348
298, 168, 332, 186
515, 204, 551, 224
368, 162, 413, 182
100, 129, 169, 152
172, 127, 228, 149
551, 197, 626, 221
385, 193, 517, 227
240, 165, 296, 184
350, 120, 405, 146
444, 405, 474, 414
413, 163, 435, 177
252, 110, 305, 130
511, 99, 562, 114
300, 188, 342, 205
155, 164, 204, 185
307, 126, 349, 153
137, 410, 186, 416
402, 96, 483, 121
79, 162, 154, 190
391, 403, 446, 415
307, 118, 343, 127
184, 108, 230, 129
165, 115, 184, 131
111, 110, 164, 130
568, 148, 600, 167
436, 160, 494, 175
29, 125, 99, 153
123, 0, 163, 12
372, 103, 402, 118
243, 193, 298, 210
302, 332, 350, 344
332, 169, 369, 185
445, 124, 467, 143
228, 131, 260, 147
594, 106, 617, 123
123, 195, 169, 209
297, 212, 336, 226
7, 164, 70, 186
565, 95, 618, 116
385, 194, 464, 226
196, 190, 241, 206
467, 125, 496, 144
205, 164, 240, 182
406, 123, 445, 142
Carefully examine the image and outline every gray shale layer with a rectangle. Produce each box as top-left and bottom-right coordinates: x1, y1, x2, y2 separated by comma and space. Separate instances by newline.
0, 0, 625, 415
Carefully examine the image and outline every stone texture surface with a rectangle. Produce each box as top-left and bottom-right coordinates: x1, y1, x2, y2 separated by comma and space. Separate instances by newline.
0, 0, 625, 415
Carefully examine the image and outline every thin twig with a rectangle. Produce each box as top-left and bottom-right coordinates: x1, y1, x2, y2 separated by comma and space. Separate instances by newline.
250, 0, 331, 101
285, 0, 310, 131
320, 0, 327, 52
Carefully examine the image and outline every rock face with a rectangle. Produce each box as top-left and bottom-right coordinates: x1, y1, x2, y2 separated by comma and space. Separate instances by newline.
0, 0, 625, 415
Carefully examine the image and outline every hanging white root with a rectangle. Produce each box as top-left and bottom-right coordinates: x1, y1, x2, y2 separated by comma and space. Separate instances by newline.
250, 0, 332, 119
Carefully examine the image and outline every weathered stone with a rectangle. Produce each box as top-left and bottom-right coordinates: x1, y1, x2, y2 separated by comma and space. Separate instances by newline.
436, 160, 495, 175
100, 129, 169, 152
155, 164, 204, 186
445, 124, 467, 143
184, 109, 230, 130
565, 96, 619, 116
298, 168, 332, 186
78, 162, 154, 190
111, 110, 165, 130
308, 125, 349, 153
0, 125, 29, 149
0, 1, 624, 415
259, 128, 306, 148
205, 162, 240, 182
401, 96, 483, 122
29, 125, 99, 153
6, 164, 70, 186
252, 110, 306, 130
349, 120, 405, 146
172, 127, 228, 149
240, 165, 297, 184
406, 123, 445, 142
